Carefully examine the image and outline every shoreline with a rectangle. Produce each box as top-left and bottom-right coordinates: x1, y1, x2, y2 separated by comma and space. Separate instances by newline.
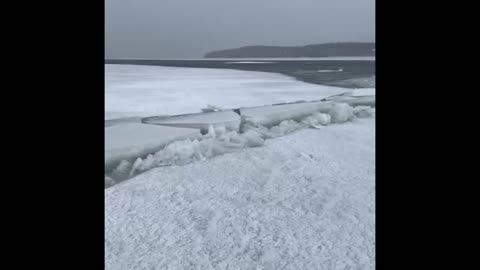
105, 59, 375, 89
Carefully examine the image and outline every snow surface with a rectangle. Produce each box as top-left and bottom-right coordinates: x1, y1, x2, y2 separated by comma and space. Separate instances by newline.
105, 65, 346, 120
105, 118, 375, 270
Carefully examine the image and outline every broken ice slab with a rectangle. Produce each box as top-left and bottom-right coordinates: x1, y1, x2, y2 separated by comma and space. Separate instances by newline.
142, 110, 241, 133
323, 89, 375, 107
105, 123, 201, 172
239, 101, 336, 127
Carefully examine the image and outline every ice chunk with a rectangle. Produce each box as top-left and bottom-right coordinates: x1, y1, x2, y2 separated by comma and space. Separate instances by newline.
270, 120, 304, 135
240, 101, 334, 127
201, 104, 225, 113
302, 112, 331, 128
105, 176, 115, 188
105, 123, 200, 173
128, 127, 267, 176
242, 130, 265, 147
353, 106, 375, 118
317, 113, 332, 125
329, 103, 354, 123
110, 160, 132, 182
107, 103, 374, 186
214, 125, 227, 136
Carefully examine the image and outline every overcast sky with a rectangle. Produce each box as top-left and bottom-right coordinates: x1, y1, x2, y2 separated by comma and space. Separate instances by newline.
105, 0, 375, 59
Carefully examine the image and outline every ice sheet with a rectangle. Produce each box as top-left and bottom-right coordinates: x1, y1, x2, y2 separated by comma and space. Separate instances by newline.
105, 123, 200, 173
105, 64, 347, 120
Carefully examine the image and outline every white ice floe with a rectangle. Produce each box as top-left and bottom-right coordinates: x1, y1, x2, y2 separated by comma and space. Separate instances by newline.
105, 64, 346, 120
105, 118, 376, 270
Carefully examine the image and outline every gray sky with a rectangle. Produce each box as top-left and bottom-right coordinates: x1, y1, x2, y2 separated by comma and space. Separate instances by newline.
105, 0, 375, 59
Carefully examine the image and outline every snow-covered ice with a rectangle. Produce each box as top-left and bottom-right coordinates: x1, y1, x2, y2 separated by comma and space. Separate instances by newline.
105, 118, 375, 270
105, 65, 347, 120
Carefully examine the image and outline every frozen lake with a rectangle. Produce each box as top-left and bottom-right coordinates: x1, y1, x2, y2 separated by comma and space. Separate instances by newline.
105, 64, 348, 120
106, 58, 375, 88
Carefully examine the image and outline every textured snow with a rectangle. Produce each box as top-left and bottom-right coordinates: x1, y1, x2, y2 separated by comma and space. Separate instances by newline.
105, 118, 375, 270
105, 65, 346, 120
